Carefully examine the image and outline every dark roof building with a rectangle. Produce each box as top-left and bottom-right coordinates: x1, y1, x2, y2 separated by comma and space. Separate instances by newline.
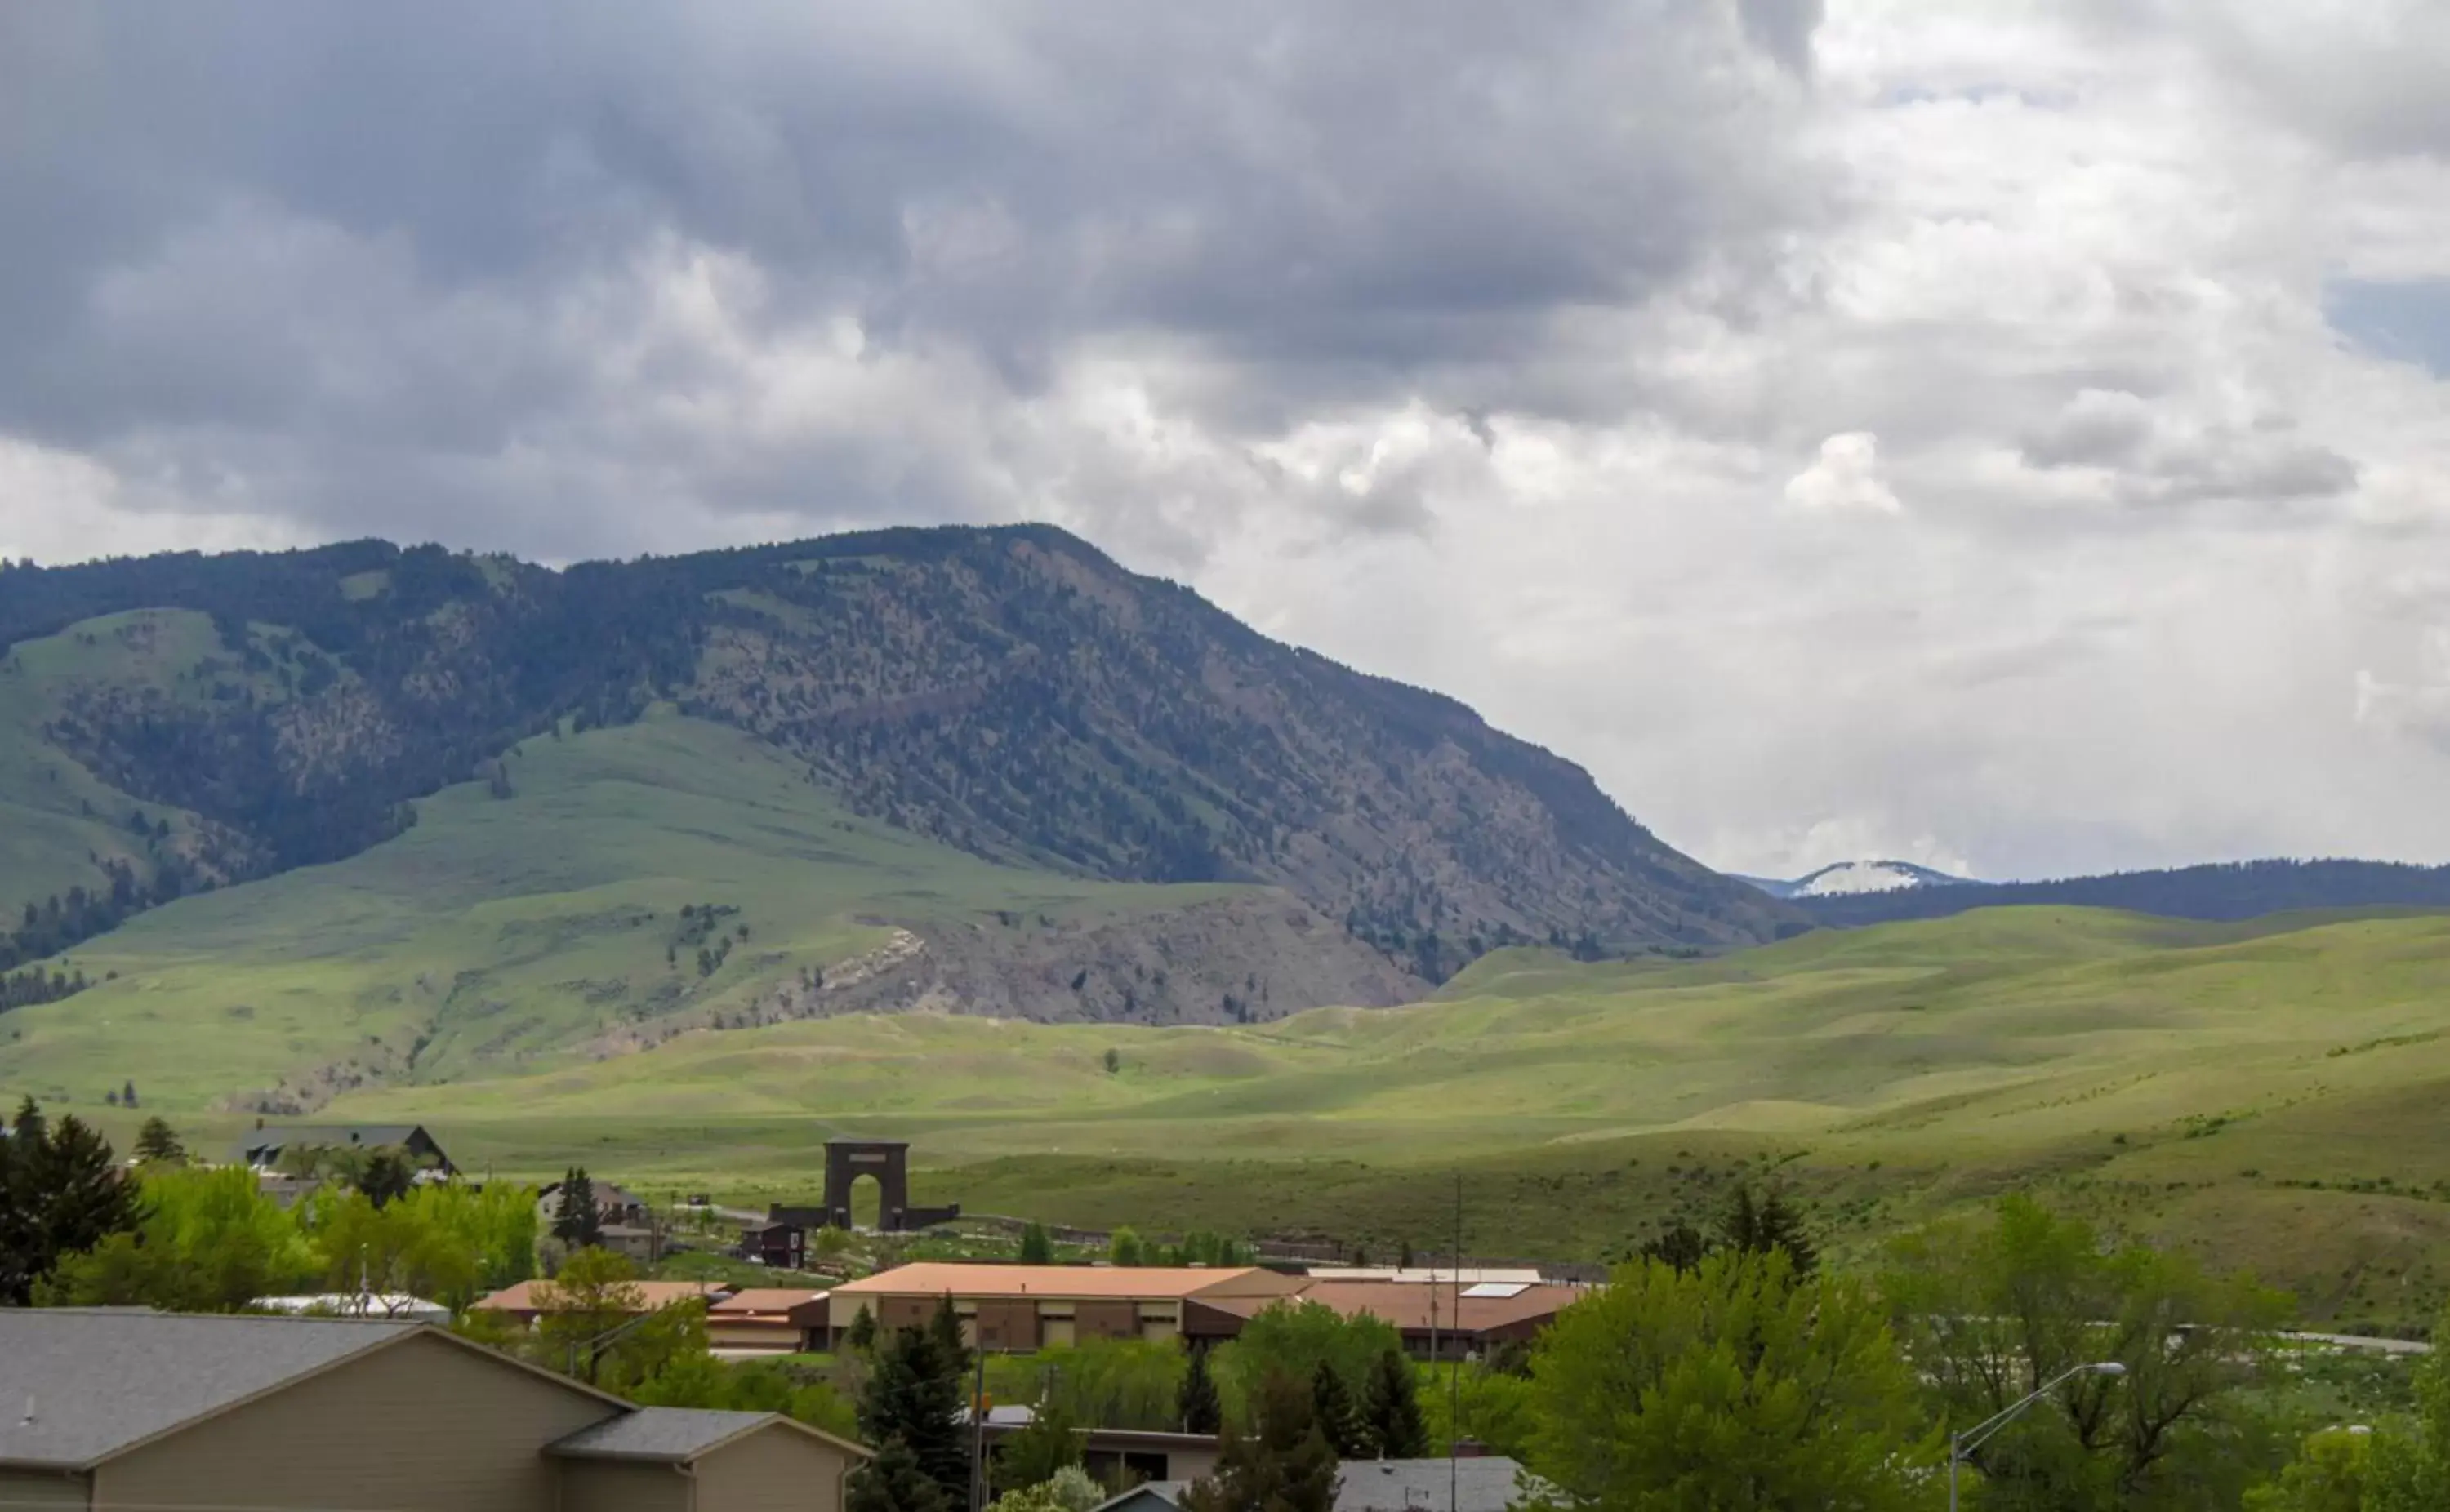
233, 1123, 455, 1174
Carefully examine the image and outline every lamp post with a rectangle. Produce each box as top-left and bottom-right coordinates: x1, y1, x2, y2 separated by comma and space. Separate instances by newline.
1948, 1361, 2126, 1512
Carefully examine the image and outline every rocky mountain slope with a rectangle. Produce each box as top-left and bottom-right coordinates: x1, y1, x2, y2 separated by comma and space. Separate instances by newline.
0, 527, 1796, 1007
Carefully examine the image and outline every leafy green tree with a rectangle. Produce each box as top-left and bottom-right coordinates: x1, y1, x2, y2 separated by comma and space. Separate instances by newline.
1183, 1372, 1339, 1512
1211, 1301, 1403, 1431
537, 1246, 648, 1383
1107, 1226, 1146, 1266
1309, 1359, 1369, 1458
133, 1116, 186, 1165
1883, 1195, 2287, 1511
1524, 1250, 1931, 1512
1361, 1347, 1428, 1458
1181, 1345, 1224, 1434
861, 1306, 972, 1506
39, 1163, 314, 1311
992, 1401, 1083, 1496
2367, 1296, 2450, 1510
1019, 1221, 1055, 1265
2249, 1428, 2371, 1512
1421, 1362, 1535, 1461
849, 1437, 956, 1512
986, 1337, 1187, 1433
989, 1467, 1102, 1512
552, 1167, 604, 1248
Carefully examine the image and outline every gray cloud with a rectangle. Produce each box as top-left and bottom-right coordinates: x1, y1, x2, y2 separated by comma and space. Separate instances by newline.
0, 0, 1824, 555
6, 1, 2450, 884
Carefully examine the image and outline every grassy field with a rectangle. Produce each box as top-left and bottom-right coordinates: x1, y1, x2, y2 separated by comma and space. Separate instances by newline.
0, 711, 1250, 1110
11, 611, 2450, 1326
210, 903, 2450, 1330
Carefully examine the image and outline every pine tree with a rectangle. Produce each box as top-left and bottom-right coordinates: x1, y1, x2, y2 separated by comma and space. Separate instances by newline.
1183, 1372, 1339, 1512
1180, 1345, 1224, 1435
553, 1167, 604, 1247
133, 1117, 187, 1165
849, 1439, 955, 1512
121, 1079, 138, 1109
1717, 1184, 1818, 1279
1, 1106, 143, 1305
860, 1310, 971, 1506
1308, 1358, 1369, 1458
1019, 1221, 1054, 1265
1361, 1347, 1428, 1458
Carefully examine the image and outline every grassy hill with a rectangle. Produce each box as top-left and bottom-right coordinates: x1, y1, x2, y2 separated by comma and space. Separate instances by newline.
0, 531, 1797, 987
256, 904, 2450, 1329
0, 713, 1406, 1110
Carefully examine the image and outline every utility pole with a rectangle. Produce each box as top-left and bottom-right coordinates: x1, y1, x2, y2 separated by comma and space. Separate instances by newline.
969, 1334, 990, 1512
1450, 1171, 1462, 1512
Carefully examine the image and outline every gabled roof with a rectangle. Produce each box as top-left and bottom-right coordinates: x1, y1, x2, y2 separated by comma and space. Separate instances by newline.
550, 1408, 868, 1463
1091, 1481, 1187, 1512
831, 1263, 1300, 1302
0, 1310, 622, 1470
232, 1123, 446, 1163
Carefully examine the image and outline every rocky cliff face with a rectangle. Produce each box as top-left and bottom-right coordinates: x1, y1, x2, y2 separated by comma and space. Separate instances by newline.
2, 525, 1797, 999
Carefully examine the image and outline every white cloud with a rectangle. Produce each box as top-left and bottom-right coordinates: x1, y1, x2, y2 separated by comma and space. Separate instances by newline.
1782, 431, 1903, 515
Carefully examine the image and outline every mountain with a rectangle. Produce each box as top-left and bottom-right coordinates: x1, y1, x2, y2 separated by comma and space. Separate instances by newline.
0, 527, 1795, 1032
1793, 857, 2450, 927
1740, 859, 1975, 900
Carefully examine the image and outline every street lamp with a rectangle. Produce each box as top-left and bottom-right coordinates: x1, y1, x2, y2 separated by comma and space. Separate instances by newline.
1948, 1361, 2127, 1512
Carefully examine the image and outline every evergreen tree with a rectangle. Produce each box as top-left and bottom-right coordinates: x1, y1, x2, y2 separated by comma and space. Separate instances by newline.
1717, 1184, 1817, 1279
358, 1148, 416, 1208
1635, 1220, 1712, 1274
1361, 1348, 1428, 1459
1308, 1359, 1369, 1458
860, 1312, 971, 1506
1180, 1345, 1224, 1435
1182, 1372, 1339, 1512
552, 1167, 604, 1247
849, 1439, 955, 1512
122, 1079, 138, 1108
133, 1117, 188, 1165
0, 1105, 145, 1305
1019, 1221, 1054, 1265
847, 1304, 880, 1352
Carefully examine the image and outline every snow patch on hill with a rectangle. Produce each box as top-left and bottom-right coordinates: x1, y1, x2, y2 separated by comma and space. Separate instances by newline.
1741, 860, 1978, 900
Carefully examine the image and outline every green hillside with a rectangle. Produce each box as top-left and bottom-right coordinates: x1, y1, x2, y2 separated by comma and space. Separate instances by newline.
283, 904, 2450, 1328
0, 712, 1369, 1110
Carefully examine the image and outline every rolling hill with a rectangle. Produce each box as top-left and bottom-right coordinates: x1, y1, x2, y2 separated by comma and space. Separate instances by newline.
0, 714, 1414, 1113
280, 903, 2450, 1328
0, 530, 1794, 1000
1795, 858, 2450, 927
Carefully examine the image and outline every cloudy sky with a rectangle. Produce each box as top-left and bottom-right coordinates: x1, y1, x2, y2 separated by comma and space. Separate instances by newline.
4, 1, 2448, 881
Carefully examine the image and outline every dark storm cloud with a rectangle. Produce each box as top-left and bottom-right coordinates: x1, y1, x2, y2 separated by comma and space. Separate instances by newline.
0, 1, 1823, 553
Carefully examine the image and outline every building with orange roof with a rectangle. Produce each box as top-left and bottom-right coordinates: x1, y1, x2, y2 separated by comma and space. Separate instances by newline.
706, 1288, 831, 1354
472, 1279, 734, 1326
825, 1264, 1305, 1351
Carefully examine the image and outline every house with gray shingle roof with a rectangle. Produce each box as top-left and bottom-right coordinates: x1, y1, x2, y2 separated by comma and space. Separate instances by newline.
0, 1308, 865, 1512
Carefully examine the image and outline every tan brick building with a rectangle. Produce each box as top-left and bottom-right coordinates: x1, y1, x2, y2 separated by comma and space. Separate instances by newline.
826, 1263, 1307, 1350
